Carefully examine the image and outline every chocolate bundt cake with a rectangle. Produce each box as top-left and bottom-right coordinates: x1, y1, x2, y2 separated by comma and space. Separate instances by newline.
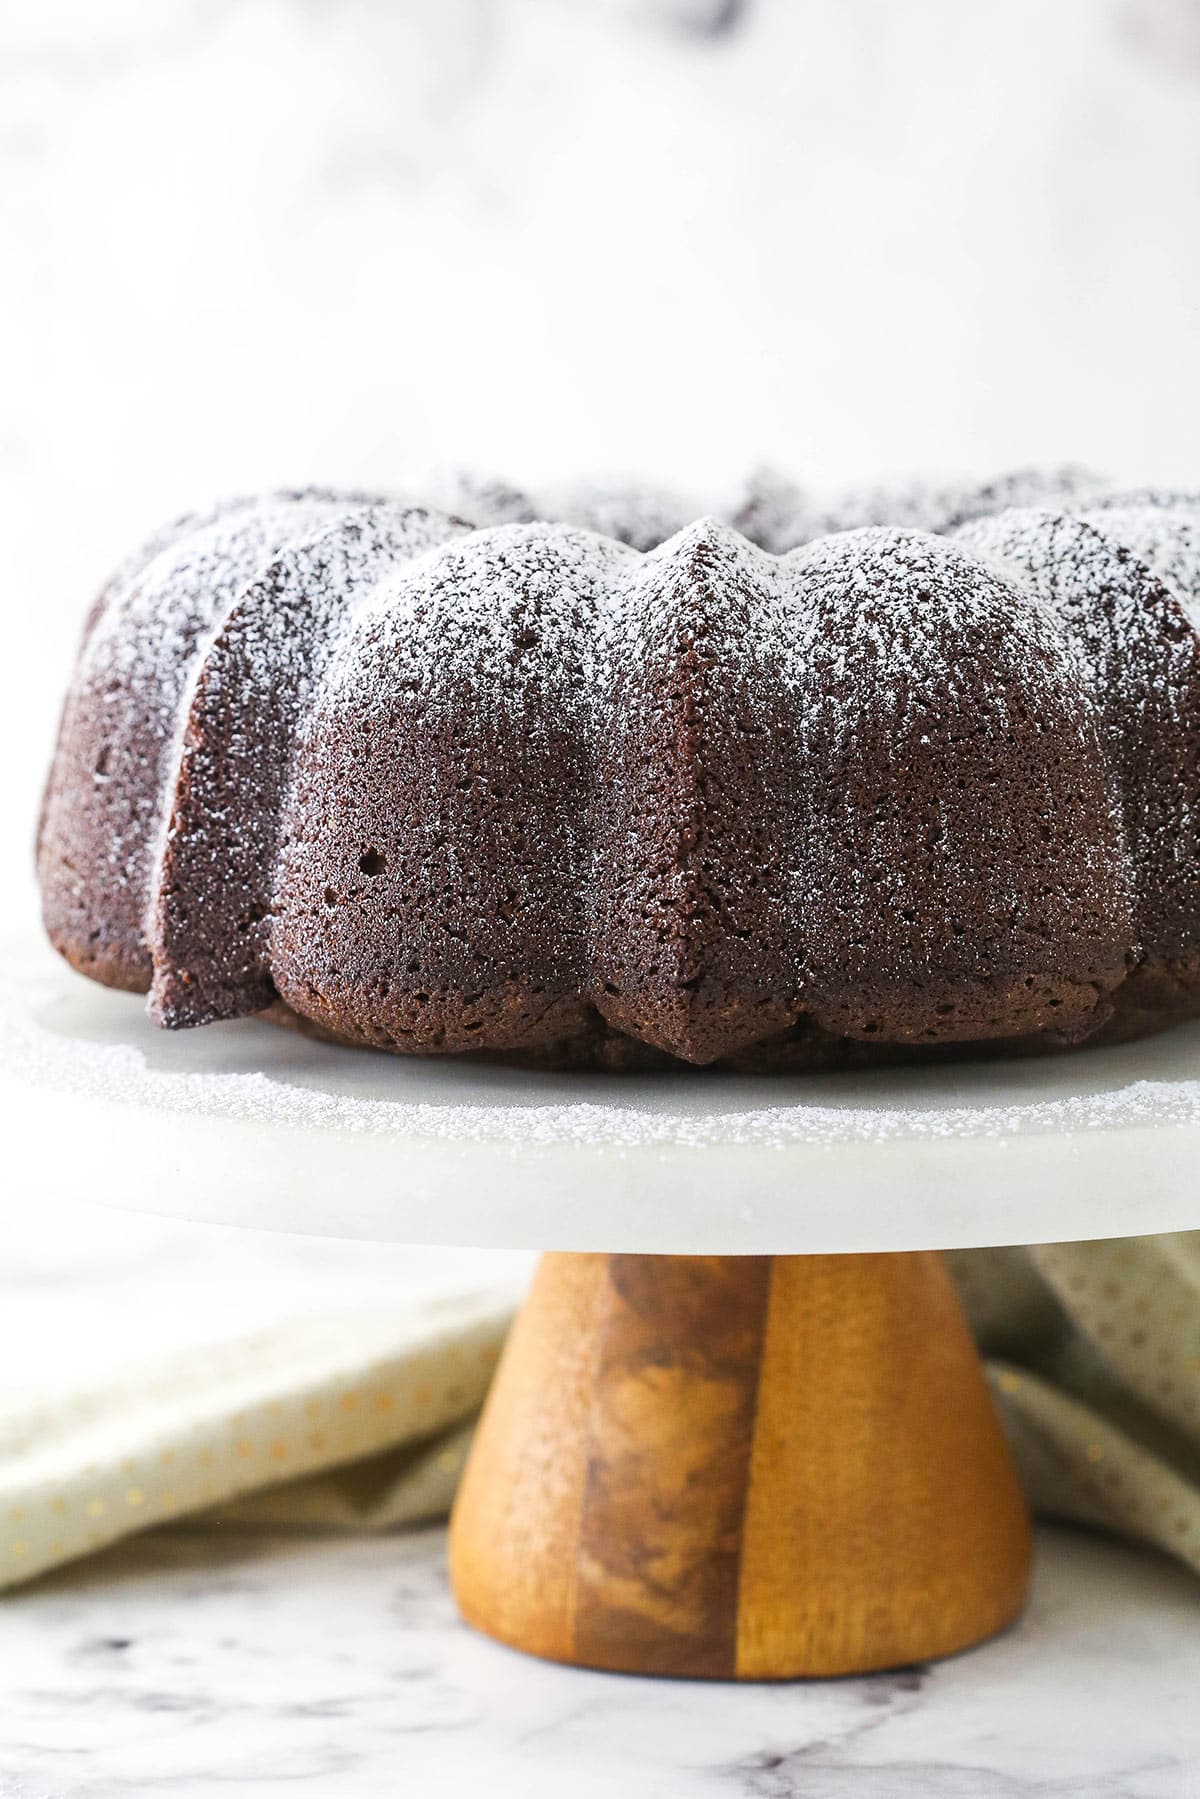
37, 471, 1200, 1070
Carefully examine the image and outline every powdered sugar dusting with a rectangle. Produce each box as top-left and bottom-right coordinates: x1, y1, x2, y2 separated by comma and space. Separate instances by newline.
38, 489, 387, 984
150, 505, 468, 1027
1079, 496, 1200, 634
268, 521, 639, 1052
419, 464, 1112, 557
957, 503, 1200, 965
731, 465, 1111, 555
771, 527, 1130, 1038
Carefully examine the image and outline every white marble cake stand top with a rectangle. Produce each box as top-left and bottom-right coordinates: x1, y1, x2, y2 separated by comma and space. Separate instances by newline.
3, 935, 1198, 1252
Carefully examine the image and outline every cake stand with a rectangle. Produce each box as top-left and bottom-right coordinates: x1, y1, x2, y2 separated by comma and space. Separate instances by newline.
5, 933, 1200, 1680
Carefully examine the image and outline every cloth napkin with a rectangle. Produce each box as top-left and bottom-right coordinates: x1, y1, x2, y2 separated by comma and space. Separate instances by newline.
3, 1237, 1200, 1592
951, 1233, 1200, 1575
0, 1293, 512, 1589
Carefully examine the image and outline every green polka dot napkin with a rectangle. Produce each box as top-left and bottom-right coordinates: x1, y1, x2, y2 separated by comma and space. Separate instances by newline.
4, 1237, 1200, 1591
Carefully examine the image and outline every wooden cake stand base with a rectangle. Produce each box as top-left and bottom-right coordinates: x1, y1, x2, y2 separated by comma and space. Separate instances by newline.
450, 1251, 1031, 1679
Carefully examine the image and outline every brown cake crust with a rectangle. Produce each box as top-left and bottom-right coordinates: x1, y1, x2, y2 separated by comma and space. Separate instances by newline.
36, 472, 1200, 1070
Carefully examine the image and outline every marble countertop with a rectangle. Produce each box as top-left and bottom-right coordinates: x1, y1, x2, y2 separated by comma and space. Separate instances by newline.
3, 1520, 1198, 1797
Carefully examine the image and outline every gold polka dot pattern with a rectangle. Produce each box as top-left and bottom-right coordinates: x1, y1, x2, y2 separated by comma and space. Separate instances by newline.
952, 1232, 1200, 1573
0, 1295, 511, 1590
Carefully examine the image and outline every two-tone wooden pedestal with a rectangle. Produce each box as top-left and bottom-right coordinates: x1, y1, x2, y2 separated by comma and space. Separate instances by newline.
451, 1250, 1030, 1678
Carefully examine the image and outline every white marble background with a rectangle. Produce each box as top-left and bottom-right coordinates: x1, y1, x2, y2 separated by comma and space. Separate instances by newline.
2, 7, 1200, 1790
